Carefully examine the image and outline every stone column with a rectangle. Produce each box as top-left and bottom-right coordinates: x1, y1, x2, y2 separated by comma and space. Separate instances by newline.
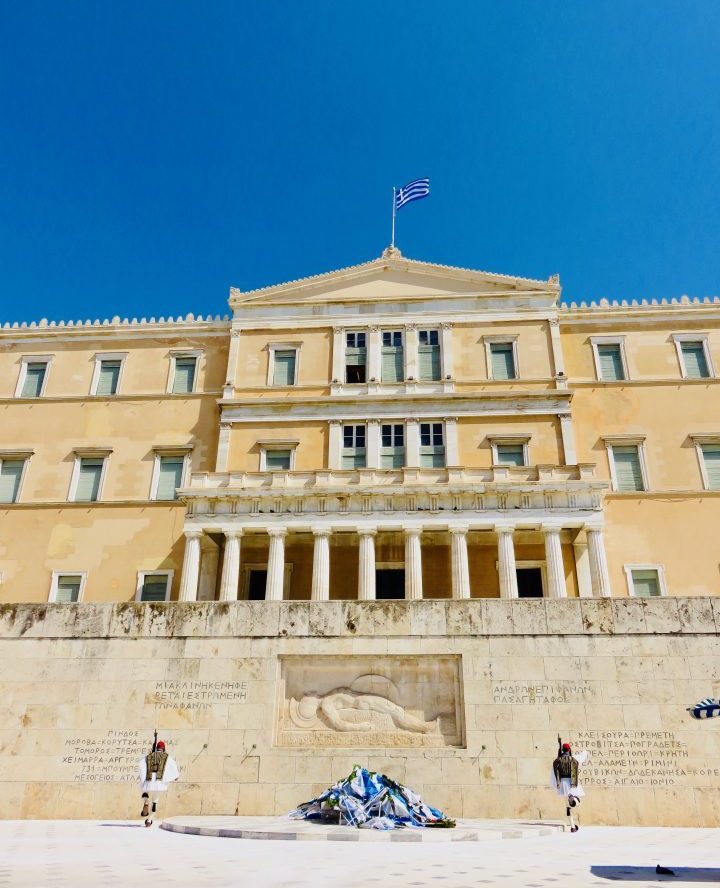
444, 417, 459, 466
406, 418, 420, 468
215, 422, 232, 472
198, 535, 220, 601
368, 326, 381, 383
357, 528, 377, 600
497, 526, 518, 599
405, 527, 423, 600
331, 327, 345, 383
366, 420, 381, 469
311, 528, 331, 601
440, 323, 454, 379
404, 324, 419, 380
543, 526, 566, 598
222, 329, 241, 399
587, 527, 612, 598
328, 420, 343, 470
178, 530, 203, 602
559, 414, 577, 465
450, 526, 471, 599
218, 530, 242, 602
266, 528, 287, 601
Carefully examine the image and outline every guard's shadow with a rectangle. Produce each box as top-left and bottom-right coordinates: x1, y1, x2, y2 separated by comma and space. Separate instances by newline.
592, 865, 720, 882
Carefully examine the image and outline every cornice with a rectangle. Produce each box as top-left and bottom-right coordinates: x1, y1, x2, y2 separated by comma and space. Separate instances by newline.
0, 314, 231, 343
560, 296, 720, 326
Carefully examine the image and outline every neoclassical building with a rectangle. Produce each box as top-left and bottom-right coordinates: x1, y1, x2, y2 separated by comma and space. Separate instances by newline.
1, 249, 719, 605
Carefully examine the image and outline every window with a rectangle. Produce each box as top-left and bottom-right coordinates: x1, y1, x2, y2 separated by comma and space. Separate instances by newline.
70, 455, 108, 502
342, 424, 366, 469
16, 357, 51, 398
591, 339, 627, 381
171, 356, 198, 394
0, 457, 27, 503
625, 565, 666, 597
49, 572, 86, 603
381, 331, 404, 382
485, 340, 518, 380
151, 453, 189, 500
91, 353, 126, 396
272, 350, 297, 386
608, 443, 646, 492
490, 437, 530, 467
693, 438, 720, 491
136, 571, 173, 602
381, 424, 405, 468
345, 332, 367, 384
679, 341, 711, 379
418, 330, 441, 381
419, 422, 445, 467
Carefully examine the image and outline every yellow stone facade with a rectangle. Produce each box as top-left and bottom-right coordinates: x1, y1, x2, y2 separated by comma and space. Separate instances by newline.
1, 251, 718, 604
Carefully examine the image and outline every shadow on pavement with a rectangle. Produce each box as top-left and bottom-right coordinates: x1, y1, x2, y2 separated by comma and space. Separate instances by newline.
592, 865, 720, 882
99, 823, 144, 828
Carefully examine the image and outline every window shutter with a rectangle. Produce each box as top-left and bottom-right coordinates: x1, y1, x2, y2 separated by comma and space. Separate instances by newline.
381, 347, 403, 382
156, 456, 184, 500
420, 448, 445, 468
0, 460, 24, 503
55, 576, 81, 603
96, 361, 121, 395
75, 459, 104, 502
702, 445, 720, 490
341, 450, 366, 469
272, 351, 296, 386
172, 358, 197, 393
140, 576, 169, 602
631, 569, 661, 597
380, 449, 405, 469
22, 363, 46, 397
681, 343, 710, 379
418, 346, 441, 381
597, 345, 625, 381
495, 444, 525, 466
345, 348, 366, 366
490, 344, 516, 380
266, 450, 291, 471
613, 446, 644, 491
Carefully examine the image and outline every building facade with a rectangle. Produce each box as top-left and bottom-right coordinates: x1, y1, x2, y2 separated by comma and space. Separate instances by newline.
1, 249, 719, 605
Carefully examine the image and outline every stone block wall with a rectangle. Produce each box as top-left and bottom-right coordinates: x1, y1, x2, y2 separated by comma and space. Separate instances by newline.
0, 598, 719, 825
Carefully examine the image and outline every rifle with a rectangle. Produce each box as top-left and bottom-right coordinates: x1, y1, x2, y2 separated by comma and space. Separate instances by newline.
151, 728, 158, 753
557, 733, 562, 756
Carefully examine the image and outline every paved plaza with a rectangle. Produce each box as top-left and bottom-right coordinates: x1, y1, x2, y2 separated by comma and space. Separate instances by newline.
0, 821, 719, 887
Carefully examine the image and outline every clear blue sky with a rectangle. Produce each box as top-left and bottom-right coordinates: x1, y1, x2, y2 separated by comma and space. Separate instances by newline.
1, 1, 719, 322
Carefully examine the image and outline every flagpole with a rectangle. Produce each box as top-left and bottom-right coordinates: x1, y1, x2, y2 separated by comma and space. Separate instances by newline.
391, 187, 396, 248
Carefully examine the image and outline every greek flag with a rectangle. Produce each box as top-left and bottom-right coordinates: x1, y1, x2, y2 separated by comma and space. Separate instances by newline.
687, 698, 720, 719
395, 178, 430, 211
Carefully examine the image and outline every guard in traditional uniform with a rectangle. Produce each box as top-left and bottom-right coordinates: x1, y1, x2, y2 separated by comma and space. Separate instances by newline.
138, 739, 179, 827
550, 739, 588, 833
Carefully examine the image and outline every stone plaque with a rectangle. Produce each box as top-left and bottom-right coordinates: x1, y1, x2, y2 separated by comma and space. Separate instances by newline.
276, 655, 463, 748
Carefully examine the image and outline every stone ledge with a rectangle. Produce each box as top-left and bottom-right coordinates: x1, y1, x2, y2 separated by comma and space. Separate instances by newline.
0, 597, 717, 640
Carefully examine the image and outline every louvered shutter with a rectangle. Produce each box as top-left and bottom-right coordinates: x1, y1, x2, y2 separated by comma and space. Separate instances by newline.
96, 361, 121, 395
156, 457, 184, 500
55, 576, 81, 603
382, 347, 403, 382
75, 459, 104, 501
272, 351, 296, 386
681, 343, 710, 379
141, 576, 169, 602
490, 344, 516, 380
172, 358, 196, 393
418, 345, 441, 381
22, 363, 46, 397
702, 445, 720, 490
631, 569, 661, 597
0, 460, 24, 503
597, 345, 625, 381
613, 446, 644, 491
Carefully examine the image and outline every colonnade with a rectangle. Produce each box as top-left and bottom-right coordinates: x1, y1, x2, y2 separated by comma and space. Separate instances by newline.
178, 524, 612, 602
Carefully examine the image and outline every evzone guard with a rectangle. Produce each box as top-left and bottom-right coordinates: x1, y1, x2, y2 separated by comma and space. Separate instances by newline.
138, 733, 179, 827
551, 736, 589, 833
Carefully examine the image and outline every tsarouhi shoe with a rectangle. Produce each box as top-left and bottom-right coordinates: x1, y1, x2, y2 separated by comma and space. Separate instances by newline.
570, 825, 579, 833
144, 819, 153, 828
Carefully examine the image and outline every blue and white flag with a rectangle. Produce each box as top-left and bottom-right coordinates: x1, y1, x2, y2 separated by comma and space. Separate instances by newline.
394, 178, 430, 211
687, 698, 720, 719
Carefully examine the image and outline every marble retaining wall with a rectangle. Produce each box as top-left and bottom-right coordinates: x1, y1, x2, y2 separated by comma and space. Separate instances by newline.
1, 598, 720, 826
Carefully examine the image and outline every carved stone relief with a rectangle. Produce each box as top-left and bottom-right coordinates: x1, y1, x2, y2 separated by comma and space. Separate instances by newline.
276, 655, 463, 748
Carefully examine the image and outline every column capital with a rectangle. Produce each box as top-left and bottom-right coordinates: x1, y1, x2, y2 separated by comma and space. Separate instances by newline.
231, 329, 241, 339
267, 527, 287, 538
443, 416, 459, 424
312, 526, 332, 537
368, 324, 379, 332
367, 418, 380, 426
449, 524, 470, 535
404, 525, 423, 537
357, 526, 378, 537
222, 528, 244, 540
404, 323, 418, 331
333, 326, 345, 334
328, 418, 343, 426
541, 523, 563, 534
584, 523, 605, 533
441, 321, 453, 329
184, 529, 204, 540
494, 524, 515, 535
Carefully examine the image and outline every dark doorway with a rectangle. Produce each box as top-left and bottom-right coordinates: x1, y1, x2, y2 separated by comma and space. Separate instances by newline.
517, 567, 544, 598
247, 570, 267, 600
345, 364, 366, 383
376, 568, 405, 600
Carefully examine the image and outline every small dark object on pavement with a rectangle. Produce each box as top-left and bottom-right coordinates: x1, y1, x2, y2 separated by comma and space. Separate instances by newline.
656, 864, 676, 876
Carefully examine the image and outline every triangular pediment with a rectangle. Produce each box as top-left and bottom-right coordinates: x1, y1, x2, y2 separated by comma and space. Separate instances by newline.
230, 254, 557, 308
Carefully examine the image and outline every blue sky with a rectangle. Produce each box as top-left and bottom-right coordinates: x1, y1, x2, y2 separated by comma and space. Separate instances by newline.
1, 1, 719, 322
